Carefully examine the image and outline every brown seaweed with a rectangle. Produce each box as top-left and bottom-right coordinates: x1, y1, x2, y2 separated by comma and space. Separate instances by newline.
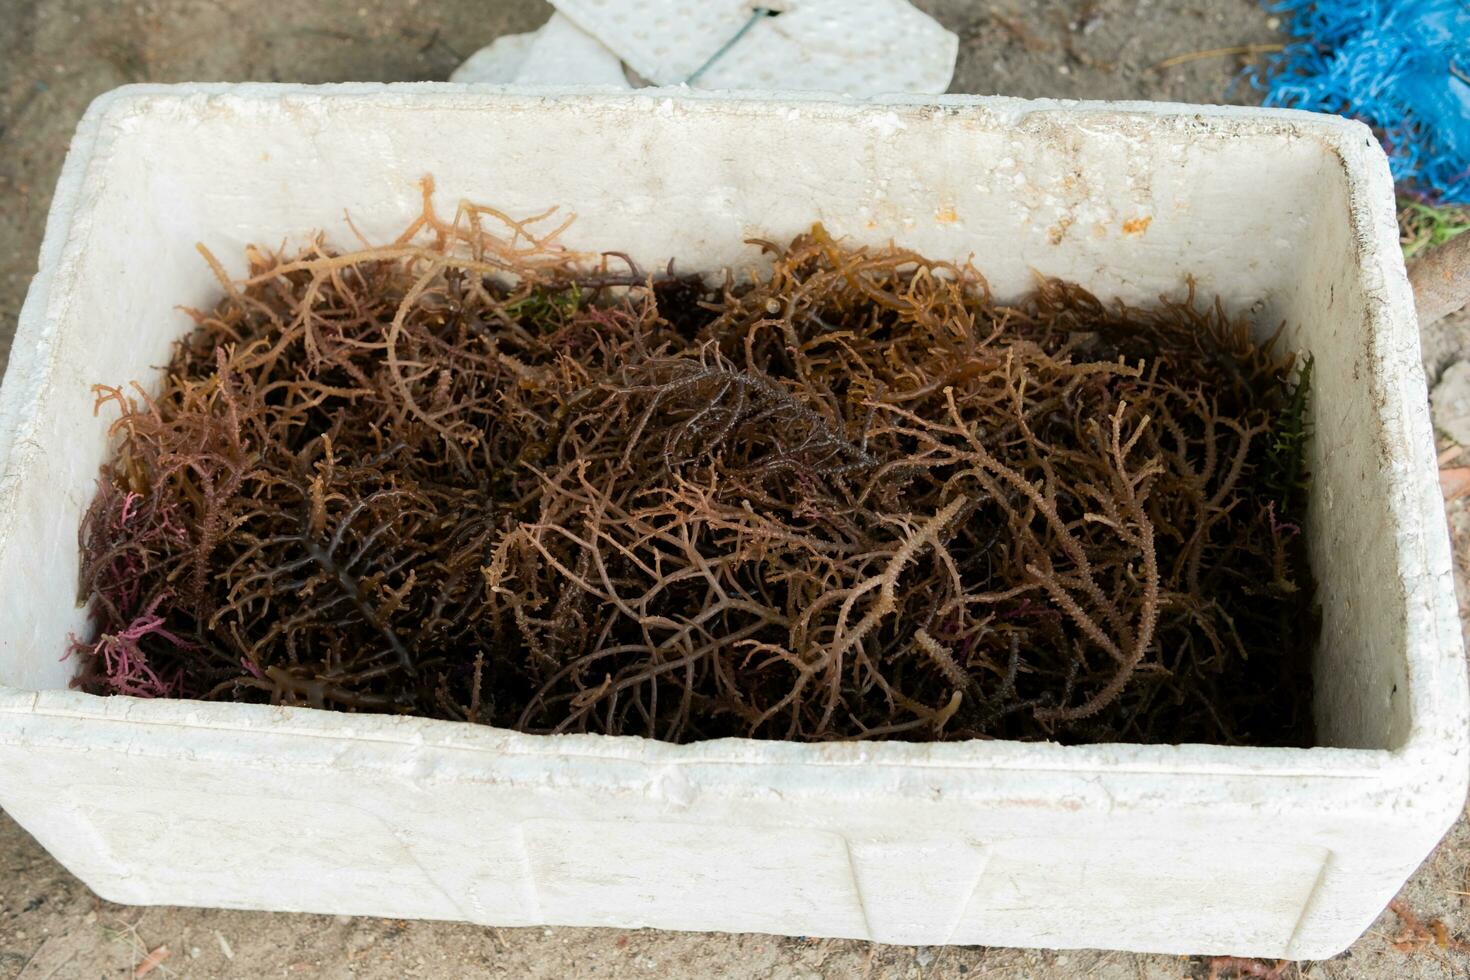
71, 183, 1317, 746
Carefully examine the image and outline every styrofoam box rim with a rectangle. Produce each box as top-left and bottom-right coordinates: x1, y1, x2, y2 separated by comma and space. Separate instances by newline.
0, 84, 1465, 817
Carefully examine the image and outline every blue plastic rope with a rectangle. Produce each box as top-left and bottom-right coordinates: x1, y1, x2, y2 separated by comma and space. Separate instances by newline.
1255, 0, 1470, 203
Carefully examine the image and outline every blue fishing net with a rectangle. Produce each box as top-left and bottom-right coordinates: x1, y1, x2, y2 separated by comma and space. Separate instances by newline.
1257, 0, 1470, 203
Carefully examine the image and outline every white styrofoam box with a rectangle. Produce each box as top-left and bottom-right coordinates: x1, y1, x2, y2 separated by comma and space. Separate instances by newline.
0, 85, 1465, 959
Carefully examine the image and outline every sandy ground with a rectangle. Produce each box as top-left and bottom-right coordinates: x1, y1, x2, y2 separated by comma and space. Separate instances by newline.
1, 0, 1468, 977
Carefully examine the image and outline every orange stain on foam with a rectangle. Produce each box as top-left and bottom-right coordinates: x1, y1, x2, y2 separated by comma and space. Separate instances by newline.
1122, 216, 1153, 235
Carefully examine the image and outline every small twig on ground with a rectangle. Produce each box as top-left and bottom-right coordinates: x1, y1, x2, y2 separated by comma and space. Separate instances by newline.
1153, 43, 1284, 71
13, 939, 48, 980
133, 945, 171, 978
103, 918, 175, 980
36, 950, 79, 980
989, 10, 1051, 51
15, 940, 78, 980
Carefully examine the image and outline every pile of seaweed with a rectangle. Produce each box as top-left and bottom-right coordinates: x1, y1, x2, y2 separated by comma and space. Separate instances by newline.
72, 184, 1317, 746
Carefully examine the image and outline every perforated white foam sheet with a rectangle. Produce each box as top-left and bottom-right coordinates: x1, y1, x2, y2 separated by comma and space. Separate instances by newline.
549, 0, 958, 92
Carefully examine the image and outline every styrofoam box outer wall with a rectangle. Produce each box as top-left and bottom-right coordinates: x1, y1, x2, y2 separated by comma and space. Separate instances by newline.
0, 85, 1465, 958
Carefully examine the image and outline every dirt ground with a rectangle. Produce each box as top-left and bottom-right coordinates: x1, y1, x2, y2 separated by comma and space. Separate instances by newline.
1, 0, 1468, 977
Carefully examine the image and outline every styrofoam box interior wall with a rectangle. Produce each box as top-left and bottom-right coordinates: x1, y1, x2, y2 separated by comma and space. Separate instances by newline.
0, 86, 1465, 959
